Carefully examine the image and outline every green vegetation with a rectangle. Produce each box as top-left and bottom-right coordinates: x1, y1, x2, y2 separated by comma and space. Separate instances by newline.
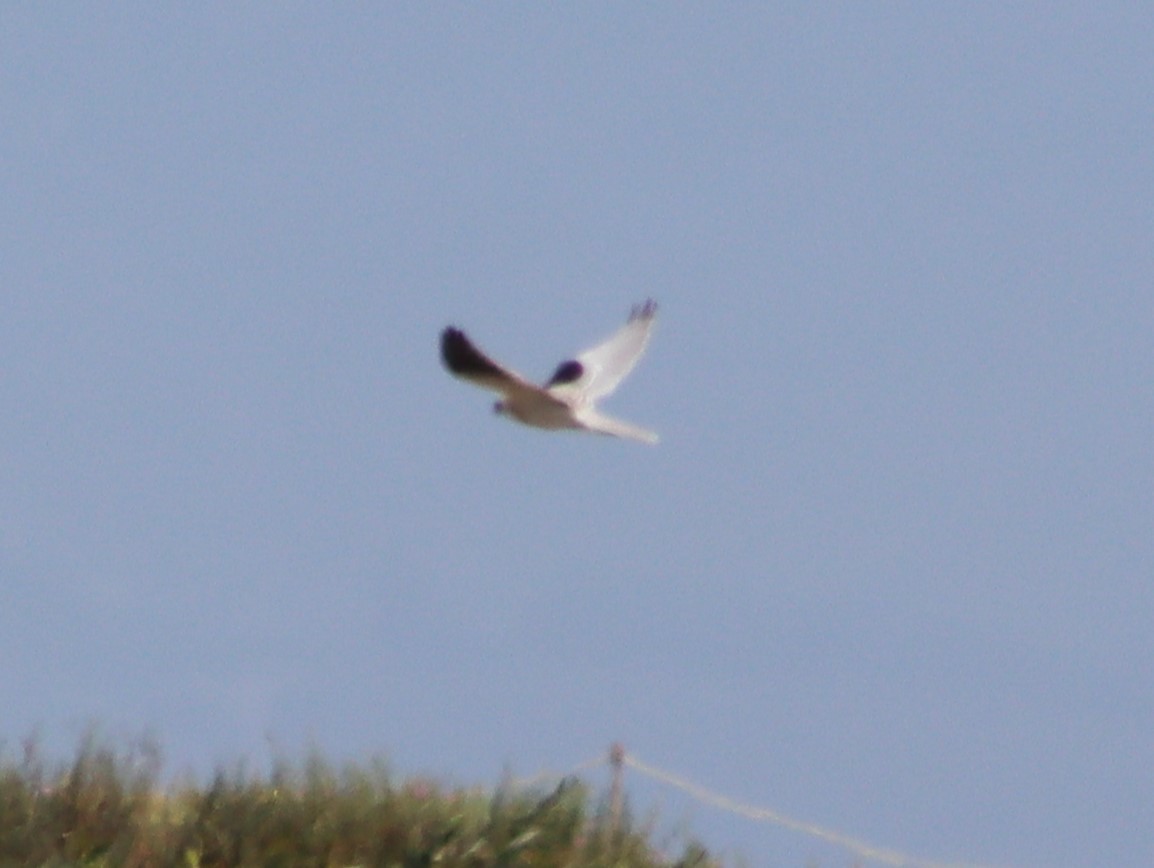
0, 736, 713, 868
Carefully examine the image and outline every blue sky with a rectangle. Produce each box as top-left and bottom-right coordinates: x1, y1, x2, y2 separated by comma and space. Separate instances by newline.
2, 5, 1151, 866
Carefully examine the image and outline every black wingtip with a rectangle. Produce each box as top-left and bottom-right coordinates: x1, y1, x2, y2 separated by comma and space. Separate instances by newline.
630, 299, 658, 321
441, 327, 505, 379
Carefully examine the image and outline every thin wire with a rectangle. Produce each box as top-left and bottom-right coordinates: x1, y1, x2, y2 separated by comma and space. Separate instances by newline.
503, 754, 607, 791
623, 752, 1001, 868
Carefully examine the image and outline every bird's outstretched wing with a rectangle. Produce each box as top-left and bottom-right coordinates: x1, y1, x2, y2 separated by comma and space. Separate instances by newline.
441, 327, 538, 397
546, 300, 657, 402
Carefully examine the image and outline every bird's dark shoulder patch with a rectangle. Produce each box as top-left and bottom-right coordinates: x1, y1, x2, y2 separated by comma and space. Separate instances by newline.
547, 359, 584, 386
441, 327, 504, 378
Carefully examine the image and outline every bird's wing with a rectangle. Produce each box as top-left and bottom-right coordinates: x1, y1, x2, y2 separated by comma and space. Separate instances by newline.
545, 300, 657, 402
441, 326, 546, 400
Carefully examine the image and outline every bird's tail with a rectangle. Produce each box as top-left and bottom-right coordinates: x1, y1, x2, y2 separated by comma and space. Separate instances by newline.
579, 410, 659, 445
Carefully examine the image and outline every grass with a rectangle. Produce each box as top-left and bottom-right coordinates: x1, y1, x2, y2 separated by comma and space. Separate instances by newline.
0, 735, 714, 868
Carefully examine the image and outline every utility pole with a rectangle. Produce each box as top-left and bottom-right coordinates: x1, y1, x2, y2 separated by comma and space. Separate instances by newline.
608, 742, 625, 838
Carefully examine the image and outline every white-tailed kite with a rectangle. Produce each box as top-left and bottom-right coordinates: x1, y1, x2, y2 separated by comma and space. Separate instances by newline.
441, 300, 659, 444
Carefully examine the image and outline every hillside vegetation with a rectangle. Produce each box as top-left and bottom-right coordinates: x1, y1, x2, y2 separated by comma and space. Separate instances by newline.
0, 736, 714, 868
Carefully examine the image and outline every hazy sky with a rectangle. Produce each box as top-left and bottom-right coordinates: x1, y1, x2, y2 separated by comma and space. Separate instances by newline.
3, 5, 1151, 866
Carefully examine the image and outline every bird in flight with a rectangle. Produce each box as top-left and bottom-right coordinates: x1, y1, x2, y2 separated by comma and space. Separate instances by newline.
441, 300, 659, 444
